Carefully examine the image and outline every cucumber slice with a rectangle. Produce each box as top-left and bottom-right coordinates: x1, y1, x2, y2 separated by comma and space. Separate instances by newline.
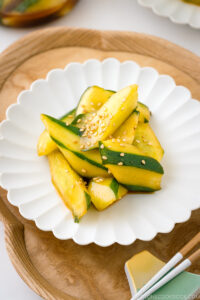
41, 114, 109, 178
48, 150, 90, 222
37, 108, 75, 156
81, 85, 138, 150
133, 123, 164, 162
76, 86, 114, 115
88, 177, 127, 210
137, 102, 150, 123
113, 110, 139, 144
99, 140, 164, 192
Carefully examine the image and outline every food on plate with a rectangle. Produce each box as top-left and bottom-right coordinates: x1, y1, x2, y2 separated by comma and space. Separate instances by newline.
76, 86, 114, 115
113, 110, 139, 144
48, 150, 91, 222
41, 115, 109, 178
38, 84, 164, 221
88, 177, 127, 211
80, 85, 138, 150
133, 123, 164, 162
137, 102, 151, 123
37, 108, 75, 156
99, 140, 164, 192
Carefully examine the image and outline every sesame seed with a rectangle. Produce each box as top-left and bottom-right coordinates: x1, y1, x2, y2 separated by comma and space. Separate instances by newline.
77, 119, 81, 123
100, 144, 104, 149
66, 122, 69, 126
90, 102, 94, 105
102, 156, 107, 160
112, 138, 115, 142
113, 123, 116, 127
108, 145, 112, 148
122, 98, 126, 102
117, 139, 121, 143
108, 169, 111, 174
65, 169, 69, 173
123, 130, 127, 135
68, 115, 73, 118
98, 102, 102, 106
120, 143, 125, 146
118, 162, 123, 166
148, 142, 152, 145
121, 107, 125, 111
80, 128, 84, 132
82, 169, 86, 173
135, 139, 140, 143
72, 184, 74, 188
120, 153, 125, 157
122, 138, 126, 142
141, 160, 146, 165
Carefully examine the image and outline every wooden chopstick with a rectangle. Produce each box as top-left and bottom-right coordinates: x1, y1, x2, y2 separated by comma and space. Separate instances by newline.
137, 248, 200, 300
132, 232, 200, 300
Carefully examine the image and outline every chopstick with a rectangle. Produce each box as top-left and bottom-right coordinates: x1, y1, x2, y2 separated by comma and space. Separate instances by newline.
137, 248, 200, 300
132, 232, 200, 300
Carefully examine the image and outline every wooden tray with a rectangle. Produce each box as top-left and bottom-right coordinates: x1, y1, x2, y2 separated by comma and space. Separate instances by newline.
0, 27, 200, 300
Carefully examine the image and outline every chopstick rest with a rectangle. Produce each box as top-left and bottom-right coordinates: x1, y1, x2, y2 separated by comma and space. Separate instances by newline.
131, 232, 200, 300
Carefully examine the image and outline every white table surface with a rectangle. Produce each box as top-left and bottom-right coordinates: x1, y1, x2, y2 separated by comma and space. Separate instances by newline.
0, 0, 200, 299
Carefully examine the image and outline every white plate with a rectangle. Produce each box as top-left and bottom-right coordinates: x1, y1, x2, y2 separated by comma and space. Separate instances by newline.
138, 0, 200, 29
0, 58, 200, 247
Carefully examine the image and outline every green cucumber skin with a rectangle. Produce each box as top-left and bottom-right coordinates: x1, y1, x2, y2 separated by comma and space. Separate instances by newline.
60, 108, 76, 121
122, 184, 157, 192
51, 137, 107, 171
76, 86, 115, 116
85, 192, 91, 210
99, 143, 164, 174
71, 114, 85, 125
43, 115, 82, 136
74, 216, 80, 223
109, 178, 119, 198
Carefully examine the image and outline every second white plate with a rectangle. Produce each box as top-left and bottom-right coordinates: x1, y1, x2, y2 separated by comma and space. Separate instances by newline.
138, 0, 200, 28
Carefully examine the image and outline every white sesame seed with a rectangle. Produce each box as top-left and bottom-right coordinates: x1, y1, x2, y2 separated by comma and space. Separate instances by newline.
123, 130, 127, 135
122, 138, 126, 142
100, 144, 104, 149
141, 160, 146, 165
77, 119, 81, 123
117, 139, 121, 143
65, 169, 69, 173
118, 162, 123, 166
108, 145, 112, 148
121, 107, 125, 111
135, 139, 140, 143
108, 169, 112, 174
102, 156, 107, 160
97, 102, 102, 106
120, 153, 125, 157
120, 143, 125, 147
82, 169, 86, 173
90, 102, 94, 105
80, 128, 84, 132
112, 138, 115, 142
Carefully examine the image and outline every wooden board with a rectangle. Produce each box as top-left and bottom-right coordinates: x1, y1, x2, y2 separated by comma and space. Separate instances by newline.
0, 27, 199, 300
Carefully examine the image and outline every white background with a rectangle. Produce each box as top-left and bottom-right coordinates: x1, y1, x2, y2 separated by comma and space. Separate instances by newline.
0, 0, 199, 299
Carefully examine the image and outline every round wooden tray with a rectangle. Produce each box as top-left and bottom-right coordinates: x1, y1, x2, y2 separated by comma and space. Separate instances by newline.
0, 27, 199, 300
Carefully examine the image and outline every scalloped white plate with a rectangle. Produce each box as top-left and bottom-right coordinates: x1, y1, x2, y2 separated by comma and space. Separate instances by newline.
138, 0, 200, 29
0, 58, 200, 247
